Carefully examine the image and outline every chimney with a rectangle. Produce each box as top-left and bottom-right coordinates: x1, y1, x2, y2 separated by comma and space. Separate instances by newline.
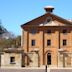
44, 6, 54, 13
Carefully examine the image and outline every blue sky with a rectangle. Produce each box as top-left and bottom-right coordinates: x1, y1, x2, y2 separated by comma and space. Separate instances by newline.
0, 0, 72, 36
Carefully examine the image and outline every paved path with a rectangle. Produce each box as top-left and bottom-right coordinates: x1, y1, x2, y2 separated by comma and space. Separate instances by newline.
51, 69, 72, 72
0, 68, 72, 72
0, 69, 45, 72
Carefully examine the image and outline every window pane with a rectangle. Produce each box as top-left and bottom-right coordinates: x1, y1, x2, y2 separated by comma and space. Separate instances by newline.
10, 57, 15, 64
63, 39, 67, 46
32, 40, 35, 46
63, 29, 67, 34
47, 30, 51, 34
31, 29, 36, 34
47, 40, 51, 46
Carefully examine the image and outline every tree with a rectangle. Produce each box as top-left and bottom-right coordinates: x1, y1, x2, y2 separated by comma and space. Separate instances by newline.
0, 35, 21, 50
0, 20, 21, 50
15, 35, 21, 48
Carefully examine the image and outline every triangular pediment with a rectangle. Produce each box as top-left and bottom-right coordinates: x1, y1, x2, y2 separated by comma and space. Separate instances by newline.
39, 20, 70, 26
21, 13, 72, 28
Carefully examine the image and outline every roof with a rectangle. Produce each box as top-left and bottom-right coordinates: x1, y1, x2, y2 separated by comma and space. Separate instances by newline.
44, 6, 54, 8
3, 48, 24, 53
21, 13, 72, 28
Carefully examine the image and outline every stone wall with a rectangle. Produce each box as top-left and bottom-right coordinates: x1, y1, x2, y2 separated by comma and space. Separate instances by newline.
1, 53, 22, 68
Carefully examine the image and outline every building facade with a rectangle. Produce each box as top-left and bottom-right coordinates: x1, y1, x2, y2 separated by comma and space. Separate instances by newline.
1, 48, 23, 68
21, 6, 72, 67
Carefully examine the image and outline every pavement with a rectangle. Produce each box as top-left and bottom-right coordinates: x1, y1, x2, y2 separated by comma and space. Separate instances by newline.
0, 67, 72, 72
0, 68, 45, 72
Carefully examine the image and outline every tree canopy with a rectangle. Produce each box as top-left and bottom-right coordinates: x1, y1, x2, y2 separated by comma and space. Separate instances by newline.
0, 35, 21, 51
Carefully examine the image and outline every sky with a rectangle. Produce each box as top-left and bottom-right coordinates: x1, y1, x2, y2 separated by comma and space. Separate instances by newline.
0, 0, 72, 36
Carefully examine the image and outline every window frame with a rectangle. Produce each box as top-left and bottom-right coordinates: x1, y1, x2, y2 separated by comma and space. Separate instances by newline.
31, 40, 35, 46
10, 57, 15, 64
62, 29, 67, 34
63, 39, 67, 46
31, 29, 36, 34
47, 30, 51, 34
47, 39, 51, 46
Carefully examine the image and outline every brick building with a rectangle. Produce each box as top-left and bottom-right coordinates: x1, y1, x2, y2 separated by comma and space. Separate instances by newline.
21, 6, 72, 67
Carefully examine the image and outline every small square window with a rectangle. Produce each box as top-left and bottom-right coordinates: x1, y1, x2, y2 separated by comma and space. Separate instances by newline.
31, 40, 35, 46
62, 29, 67, 34
63, 39, 67, 46
31, 29, 36, 34
47, 30, 51, 34
10, 57, 15, 64
47, 40, 51, 46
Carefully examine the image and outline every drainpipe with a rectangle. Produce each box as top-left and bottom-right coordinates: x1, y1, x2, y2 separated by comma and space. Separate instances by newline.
58, 27, 60, 67
59, 28, 60, 49
43, 30, 45, 65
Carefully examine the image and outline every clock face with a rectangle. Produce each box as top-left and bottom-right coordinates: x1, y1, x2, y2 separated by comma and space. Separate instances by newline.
46, 17, 52, 23
43, 16, 52, 25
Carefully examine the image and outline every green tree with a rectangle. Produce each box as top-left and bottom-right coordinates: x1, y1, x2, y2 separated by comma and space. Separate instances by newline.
0, 35, 21, 51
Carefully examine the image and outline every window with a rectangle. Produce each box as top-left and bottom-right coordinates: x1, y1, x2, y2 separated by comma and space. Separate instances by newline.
62, 29, 67, 34
47, 40, 51, 46
47, 53, 51, 65
31, 29, 36, 34
31, 40, 35, 46
47, 30, 51, 34
10, 57, 15, 64
63, 39, 67, 46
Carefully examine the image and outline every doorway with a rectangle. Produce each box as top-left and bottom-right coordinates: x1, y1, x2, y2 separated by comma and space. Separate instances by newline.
47, 53, 51, 65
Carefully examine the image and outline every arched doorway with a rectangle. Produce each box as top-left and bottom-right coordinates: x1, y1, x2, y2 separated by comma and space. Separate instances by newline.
47, 53, 51, 65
